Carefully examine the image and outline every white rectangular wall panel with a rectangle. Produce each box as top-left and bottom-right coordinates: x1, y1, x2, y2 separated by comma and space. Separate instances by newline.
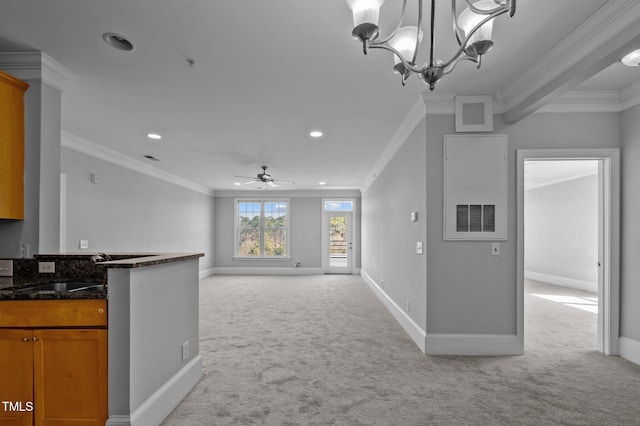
444, 134, 508, 240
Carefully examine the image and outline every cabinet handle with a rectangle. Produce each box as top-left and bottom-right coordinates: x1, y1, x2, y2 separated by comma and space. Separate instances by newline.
98, 308, 104, 314
32, 336, 39, 341
22, 337, 30, 342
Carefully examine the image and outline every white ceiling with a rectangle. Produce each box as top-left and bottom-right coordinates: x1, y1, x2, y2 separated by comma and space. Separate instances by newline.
0, 0, 638, 192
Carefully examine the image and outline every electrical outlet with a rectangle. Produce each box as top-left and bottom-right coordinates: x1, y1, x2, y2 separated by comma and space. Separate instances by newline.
380, 279, 384, 289
38, 262, 55, 273
0, 260, 13, 277
79, 240, 89, 249
406, 299, 410, 313
182, 341, 189, 361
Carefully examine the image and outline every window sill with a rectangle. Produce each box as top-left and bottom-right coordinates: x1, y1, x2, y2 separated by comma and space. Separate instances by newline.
233, 257, 292, 261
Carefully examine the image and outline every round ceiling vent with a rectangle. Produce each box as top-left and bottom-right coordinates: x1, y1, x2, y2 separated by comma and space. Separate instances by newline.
103, 33, 134, 52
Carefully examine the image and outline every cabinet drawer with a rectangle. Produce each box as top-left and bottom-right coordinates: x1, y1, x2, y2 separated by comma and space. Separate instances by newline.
0, 300, 107, 327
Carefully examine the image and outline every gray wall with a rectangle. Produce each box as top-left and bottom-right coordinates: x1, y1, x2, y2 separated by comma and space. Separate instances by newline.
621, 103, 640, 342
61, 147, 215, 271
361, 119, 427, 330
0, 79, 61, 257
215, 190, 361, 270
525, 174, 599, 290
425, 111, 621, 335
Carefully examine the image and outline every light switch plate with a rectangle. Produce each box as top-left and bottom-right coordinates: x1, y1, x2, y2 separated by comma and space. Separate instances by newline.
416, 242, 423, 254
491, 242, 500, 256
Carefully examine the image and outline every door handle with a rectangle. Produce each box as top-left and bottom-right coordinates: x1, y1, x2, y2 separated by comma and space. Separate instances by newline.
597, 261, 602, 267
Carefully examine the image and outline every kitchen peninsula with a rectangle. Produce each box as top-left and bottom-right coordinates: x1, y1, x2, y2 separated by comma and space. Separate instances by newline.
0, 252, 203, 426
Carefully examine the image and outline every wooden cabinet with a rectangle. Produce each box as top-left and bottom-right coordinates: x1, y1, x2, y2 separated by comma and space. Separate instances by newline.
0, 300, 107, 426
0, 70, 29, 219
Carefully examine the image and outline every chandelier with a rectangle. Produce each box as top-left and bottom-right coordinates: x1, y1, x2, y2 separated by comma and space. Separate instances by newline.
345, 0, 516, 90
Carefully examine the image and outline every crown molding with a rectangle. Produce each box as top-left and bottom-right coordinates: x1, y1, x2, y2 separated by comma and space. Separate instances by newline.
360, 95, 425, 192
422, 92, 456, 114
0, 52, 75, 92
499, 0, 640, 122
62, 131, 215, 196
620, 79, 640, 111
537, 91, 622, 114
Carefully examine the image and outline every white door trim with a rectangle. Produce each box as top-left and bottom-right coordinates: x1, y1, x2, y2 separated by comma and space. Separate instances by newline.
517, 149, 620, 355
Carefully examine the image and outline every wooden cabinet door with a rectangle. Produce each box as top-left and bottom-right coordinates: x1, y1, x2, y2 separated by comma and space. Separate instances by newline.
0, 329, 34, 426
33, 329, 107, 426
0, 70, 28, 220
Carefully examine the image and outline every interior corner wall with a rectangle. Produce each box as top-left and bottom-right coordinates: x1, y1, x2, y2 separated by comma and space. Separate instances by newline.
524, 174, 599, 292
621, 103, 640, 343
61, 147, 215, 271
425, 111, 621, 337
361, 118, 427, 332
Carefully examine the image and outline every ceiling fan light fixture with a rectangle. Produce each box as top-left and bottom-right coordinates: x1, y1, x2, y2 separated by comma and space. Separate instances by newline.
103, 32, 135, 52
621, 49, 640, 67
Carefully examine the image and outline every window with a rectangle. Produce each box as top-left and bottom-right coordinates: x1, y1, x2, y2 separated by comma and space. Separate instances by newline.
235, 199, 289, 258
323, 200, 354, 212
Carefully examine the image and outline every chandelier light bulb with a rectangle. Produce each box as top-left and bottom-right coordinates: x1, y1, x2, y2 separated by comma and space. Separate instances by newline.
457, 0, 496, 57
389, 26, 424, 69
345, 0, 386, 27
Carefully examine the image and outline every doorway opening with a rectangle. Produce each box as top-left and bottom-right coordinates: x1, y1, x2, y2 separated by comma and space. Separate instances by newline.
516, 149, 620, 356
524, 159, 600, 352
322, 199, 356, 274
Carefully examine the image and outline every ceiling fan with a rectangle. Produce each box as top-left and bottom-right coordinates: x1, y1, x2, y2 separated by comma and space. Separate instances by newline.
234, 165, 294, 188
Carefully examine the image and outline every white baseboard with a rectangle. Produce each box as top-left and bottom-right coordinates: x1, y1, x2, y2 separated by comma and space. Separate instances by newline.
361, 269, 426, 353
425, 333, 523, 356
525, 271, 597, 293
198, 268, 215, 279
213, 267, 324, 275
619, 336, 640, 366
106, 355, 202, 426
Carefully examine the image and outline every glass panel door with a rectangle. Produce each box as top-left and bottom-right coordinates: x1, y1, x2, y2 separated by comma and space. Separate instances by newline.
325, 213, 352, 273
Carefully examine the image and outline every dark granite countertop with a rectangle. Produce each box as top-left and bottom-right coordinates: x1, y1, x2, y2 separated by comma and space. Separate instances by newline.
94, 252, 204, 268
35, 252, 204, 268
0, 252, 203, 300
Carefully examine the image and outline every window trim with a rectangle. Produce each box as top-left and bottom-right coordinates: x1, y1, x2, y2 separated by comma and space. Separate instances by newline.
234, 198, 290, 259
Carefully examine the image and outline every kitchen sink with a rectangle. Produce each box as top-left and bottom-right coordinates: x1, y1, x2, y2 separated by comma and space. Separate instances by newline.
15, 282, 105, 293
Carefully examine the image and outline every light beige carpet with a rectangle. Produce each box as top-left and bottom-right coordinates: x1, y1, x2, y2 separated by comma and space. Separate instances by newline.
161, 275, 640, 425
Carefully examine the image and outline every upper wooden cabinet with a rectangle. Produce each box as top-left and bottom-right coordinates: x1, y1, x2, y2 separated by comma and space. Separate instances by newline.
0, 70, 29, 220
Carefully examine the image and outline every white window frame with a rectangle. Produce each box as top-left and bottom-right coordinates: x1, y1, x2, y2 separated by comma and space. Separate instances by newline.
234, 198, 290, 259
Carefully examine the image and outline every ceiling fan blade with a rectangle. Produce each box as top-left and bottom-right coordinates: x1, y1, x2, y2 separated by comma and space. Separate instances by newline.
242, 180, 257, 185
276, 179, 295, 184
267, 181, 278, 188
233, 175, 256, 180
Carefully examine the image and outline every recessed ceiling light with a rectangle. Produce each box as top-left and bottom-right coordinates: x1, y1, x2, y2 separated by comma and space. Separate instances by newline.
103, 32, 135, 52
147, 133, 162, 140
234, 182, 242, 186
319, 181, 327, 185
310, 130, 323, 138
621, 49, 640, 67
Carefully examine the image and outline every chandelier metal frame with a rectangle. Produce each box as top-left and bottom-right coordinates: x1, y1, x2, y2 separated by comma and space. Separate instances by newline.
348, 0, 516, 90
